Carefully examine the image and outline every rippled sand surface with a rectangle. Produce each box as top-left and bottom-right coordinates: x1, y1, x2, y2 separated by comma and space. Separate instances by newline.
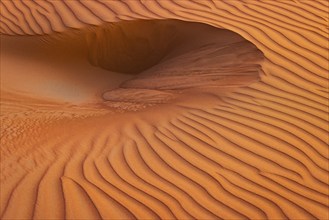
1, 0, 328, 219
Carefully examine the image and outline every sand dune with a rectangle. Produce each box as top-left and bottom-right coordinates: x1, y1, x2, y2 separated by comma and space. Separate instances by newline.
1, 0, 328, 219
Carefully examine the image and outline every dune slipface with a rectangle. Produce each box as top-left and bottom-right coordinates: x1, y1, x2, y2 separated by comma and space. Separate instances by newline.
1, 1, 328, 219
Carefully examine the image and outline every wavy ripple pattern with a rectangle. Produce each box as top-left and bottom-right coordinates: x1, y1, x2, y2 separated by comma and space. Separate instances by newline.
1, 0, 328, 219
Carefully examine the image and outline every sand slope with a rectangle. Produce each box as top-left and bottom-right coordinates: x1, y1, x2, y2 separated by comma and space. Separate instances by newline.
1, 0, 329, 219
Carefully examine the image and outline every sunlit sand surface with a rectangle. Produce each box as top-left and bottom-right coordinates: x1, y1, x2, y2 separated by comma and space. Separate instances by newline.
1, 0, 328, 219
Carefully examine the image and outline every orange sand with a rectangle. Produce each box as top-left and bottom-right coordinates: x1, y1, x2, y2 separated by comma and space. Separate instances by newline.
1, 0, 328, 219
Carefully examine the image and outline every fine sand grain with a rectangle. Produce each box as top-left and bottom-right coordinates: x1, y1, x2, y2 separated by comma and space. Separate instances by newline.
1, 0, 328, 219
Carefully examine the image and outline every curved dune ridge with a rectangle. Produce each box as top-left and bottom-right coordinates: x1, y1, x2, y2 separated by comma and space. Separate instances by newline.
1, 0, 329, 219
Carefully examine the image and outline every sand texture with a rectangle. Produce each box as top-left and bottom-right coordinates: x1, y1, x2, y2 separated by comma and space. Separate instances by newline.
1, 0, 329, 219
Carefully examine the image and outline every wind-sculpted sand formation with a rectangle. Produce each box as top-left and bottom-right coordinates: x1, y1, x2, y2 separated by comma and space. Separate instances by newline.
1, 0, 328, 219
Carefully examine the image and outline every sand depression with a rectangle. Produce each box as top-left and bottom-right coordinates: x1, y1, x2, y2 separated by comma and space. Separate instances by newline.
2, 19, 264, 111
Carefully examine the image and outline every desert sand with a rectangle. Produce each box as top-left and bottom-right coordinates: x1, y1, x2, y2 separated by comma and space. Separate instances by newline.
0, 0, 328, 219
